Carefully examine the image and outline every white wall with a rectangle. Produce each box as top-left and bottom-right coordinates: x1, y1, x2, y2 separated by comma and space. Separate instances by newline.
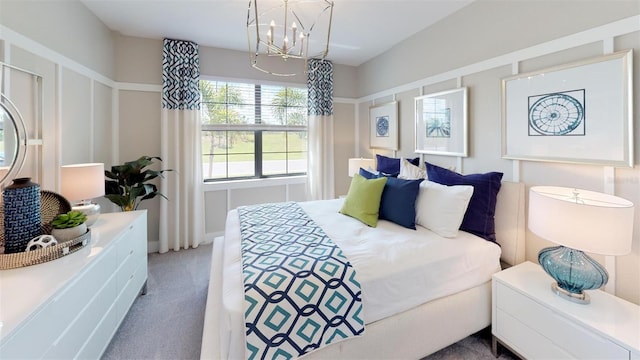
354, 1, 640, 305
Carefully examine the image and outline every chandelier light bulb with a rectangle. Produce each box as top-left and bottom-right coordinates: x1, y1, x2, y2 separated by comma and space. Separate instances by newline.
292, 22, 297, 46
269, 20, 275, 44
299, 33, 305, 56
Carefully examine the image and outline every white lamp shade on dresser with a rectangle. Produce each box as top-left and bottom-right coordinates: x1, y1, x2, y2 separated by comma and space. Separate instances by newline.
348, 158, 374, 177
60, 163, 105, 201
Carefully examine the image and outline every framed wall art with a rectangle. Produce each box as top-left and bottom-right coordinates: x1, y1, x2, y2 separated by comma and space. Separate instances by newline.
369, 101, 398, 150
502, 49, 633, 167
415, 87, 468, 157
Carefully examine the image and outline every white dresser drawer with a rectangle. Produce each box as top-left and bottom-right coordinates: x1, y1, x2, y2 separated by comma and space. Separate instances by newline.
116, 260, 147, 323
44, 273, 118, 359
116, 241, 140, 291
76, 302, 118, 359
116, 230, 135, 262
0, 304, 57, 359
496, 282, 629, 359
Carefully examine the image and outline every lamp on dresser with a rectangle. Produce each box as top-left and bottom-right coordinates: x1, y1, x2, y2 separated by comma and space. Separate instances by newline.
61, 163, 105, 227
348, 158, 374, 177
528, 186, 634, 304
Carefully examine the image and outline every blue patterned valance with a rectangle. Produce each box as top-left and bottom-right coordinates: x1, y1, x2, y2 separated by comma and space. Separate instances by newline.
162, 38, 200, 110
307, 59, 333, 116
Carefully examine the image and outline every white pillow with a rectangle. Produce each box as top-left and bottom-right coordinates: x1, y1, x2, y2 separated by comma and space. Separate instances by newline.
415, 180, 474, 238
398, 158, 426, 180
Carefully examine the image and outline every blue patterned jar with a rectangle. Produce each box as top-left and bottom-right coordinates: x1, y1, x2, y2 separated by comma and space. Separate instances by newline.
3, 178, 41, 253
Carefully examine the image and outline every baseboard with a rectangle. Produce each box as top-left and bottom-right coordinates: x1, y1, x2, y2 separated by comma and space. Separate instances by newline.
147, 232, 222, 253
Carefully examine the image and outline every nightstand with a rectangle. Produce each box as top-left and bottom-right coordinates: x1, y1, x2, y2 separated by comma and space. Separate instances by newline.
492, 261, 640, 359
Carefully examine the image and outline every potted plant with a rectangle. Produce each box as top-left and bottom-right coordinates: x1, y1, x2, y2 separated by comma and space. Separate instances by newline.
51, 210, 87, 242
104, 156, 172, 211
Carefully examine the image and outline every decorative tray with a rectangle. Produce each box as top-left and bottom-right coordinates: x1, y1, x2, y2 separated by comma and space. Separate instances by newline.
0, 190, 88, 270
0, 230, 91, 270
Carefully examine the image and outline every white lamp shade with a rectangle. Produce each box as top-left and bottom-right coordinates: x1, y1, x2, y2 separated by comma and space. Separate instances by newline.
528, 186, 634, 256
60, 163, 105, 201
348, 158, 374, 177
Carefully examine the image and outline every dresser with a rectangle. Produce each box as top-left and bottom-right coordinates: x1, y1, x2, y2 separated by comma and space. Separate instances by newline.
492, 261, 640, 359
0, 211, 148, 359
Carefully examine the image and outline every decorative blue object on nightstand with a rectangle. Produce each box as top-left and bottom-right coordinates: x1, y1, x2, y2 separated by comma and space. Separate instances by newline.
538, 246, 608, 303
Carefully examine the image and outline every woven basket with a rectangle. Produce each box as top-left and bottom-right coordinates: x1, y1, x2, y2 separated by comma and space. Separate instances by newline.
0, 230, 91, 270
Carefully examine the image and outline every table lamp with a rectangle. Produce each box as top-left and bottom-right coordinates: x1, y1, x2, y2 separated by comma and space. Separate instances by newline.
61, 163, 105, 227
528, 186, 634, 304
348, 158, 374, 177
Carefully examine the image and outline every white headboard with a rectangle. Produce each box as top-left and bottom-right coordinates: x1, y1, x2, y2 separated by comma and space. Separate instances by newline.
494, 181, 526, 267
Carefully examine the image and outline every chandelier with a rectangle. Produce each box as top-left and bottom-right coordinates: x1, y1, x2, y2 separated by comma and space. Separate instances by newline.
247, 0, 334, 76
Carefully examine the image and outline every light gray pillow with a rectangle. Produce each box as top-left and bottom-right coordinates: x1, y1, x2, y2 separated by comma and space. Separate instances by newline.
398, 158, 426, 180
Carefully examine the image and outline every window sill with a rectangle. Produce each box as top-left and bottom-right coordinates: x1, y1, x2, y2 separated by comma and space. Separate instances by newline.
203, 175, 307, 192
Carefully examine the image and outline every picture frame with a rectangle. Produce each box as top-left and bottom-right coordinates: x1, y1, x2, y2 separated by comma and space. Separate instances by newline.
502, 49, 633, 167
369, 101, 398, 150
414, 87, 468, 157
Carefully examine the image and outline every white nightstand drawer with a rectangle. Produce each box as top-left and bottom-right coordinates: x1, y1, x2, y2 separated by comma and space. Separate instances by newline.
497, 283, 628, 359
496, 309, 572, 359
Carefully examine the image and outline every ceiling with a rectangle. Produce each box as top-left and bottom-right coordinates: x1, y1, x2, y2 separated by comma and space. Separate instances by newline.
80, 0, 473, 67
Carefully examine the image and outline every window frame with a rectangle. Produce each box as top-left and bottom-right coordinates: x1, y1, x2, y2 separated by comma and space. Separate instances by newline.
200, 78, 308, 181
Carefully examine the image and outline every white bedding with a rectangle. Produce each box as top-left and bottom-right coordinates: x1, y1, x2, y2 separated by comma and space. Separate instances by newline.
221, 198, 501, 359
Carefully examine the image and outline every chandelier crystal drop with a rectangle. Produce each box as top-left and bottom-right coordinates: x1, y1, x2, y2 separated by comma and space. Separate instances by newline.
247, 0, 334, 76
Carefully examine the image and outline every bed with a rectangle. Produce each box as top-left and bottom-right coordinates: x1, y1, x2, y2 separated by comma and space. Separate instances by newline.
201, 179, 525, 360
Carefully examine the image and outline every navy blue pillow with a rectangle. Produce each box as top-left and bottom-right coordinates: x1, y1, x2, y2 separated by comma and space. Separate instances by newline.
359, 168, 422, 229
376, 154, 420, 175
425, 162, 503, 241
359, 167, 380, 179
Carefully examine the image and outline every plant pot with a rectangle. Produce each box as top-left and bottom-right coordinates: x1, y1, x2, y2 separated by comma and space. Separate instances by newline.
52, 223, 87, 242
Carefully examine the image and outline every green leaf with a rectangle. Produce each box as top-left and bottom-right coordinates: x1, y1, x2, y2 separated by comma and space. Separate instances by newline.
104, 155, 173, 211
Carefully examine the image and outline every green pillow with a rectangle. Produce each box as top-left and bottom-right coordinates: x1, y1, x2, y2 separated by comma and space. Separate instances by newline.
339, 174, 387, 227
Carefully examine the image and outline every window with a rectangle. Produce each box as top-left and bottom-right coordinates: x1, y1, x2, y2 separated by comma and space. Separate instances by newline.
200, 80, 308, 180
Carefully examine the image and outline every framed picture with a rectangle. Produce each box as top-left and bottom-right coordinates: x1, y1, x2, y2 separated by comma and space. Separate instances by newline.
369, 101, 398, 150
502, 49, 633, 167
414, 87, 468, 157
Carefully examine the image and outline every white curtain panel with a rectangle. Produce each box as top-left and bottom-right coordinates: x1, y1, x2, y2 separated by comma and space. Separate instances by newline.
160, 109, 205, 252
160, 38, 205, 252
306, 59, 335, 200
307, 114, 335, 200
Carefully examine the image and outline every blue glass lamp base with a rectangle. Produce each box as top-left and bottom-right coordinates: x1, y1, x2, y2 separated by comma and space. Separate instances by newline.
538, 246, 609, 305
550, 282, 591, 304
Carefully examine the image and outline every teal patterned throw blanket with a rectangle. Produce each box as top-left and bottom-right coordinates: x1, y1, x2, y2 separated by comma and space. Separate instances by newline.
238, 202, 364, 359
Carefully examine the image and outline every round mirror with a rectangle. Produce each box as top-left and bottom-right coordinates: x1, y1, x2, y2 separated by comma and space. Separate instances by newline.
0, 93, 28, 187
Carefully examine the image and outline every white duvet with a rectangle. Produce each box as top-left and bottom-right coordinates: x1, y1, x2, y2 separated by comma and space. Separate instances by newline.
221, 199, 501, 359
